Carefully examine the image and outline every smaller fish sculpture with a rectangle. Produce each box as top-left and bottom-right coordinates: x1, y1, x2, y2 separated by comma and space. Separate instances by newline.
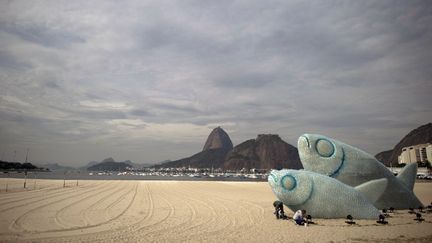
268, 169, 387, 219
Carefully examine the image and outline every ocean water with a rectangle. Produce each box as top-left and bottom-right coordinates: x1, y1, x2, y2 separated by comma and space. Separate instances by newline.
0, 171, 266, 182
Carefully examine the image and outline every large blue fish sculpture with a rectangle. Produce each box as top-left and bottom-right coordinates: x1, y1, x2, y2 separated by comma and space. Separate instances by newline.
268, 169, 387, 219
297, 134, 423, 209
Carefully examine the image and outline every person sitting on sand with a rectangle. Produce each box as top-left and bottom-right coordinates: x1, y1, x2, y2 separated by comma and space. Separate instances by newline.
293, 209, 306, 225
273, 200, 286, 219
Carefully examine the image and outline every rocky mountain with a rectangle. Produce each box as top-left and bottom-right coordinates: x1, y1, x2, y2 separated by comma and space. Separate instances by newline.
202, 126, 233, 152
375, 123, 432, 166
155, 148, 229, 169
223, 134, 302, 170
374, 150, 393, 166
157, 128, 302, 170
156, 127, 234, 168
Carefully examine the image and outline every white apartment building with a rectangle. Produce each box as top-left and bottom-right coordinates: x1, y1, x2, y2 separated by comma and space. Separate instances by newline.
427, 144, 432, 163
398, 143, 431, 164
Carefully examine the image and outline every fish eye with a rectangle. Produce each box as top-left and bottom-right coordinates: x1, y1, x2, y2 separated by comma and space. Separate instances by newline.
315, 139, 335, 157
281, 175, 296, 191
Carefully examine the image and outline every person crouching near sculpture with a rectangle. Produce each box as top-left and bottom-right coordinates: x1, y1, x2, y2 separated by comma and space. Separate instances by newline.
273, 200, 287, 219
293, 209, 306, 225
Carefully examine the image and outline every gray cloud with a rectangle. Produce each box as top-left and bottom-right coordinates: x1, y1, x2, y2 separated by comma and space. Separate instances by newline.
0, 0, 431, 165
0, 24, 85, 49
213, 71, 277, 88
130, 109, 151, 117
0, 50, 32, 70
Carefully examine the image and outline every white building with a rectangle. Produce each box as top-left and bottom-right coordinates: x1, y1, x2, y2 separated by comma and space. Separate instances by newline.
398, 143, 431, 165
427, 144, 432, 164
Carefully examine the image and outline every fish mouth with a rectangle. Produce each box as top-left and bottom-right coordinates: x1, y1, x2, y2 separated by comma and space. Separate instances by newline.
268, 170, 277, 187
328, 147, 345, 178
298, 135, 310, 150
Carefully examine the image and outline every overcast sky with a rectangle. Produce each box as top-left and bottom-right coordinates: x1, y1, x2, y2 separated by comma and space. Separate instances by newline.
0, 0, 431, 166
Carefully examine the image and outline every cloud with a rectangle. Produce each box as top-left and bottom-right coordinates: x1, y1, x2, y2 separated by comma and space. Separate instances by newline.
0, 49, 32, 70
0, 24, 85, 49
0, 0, 431, 165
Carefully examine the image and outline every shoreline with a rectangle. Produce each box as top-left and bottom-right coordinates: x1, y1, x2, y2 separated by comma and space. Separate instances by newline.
2, 170, 432, 183
0, 171, 267, 182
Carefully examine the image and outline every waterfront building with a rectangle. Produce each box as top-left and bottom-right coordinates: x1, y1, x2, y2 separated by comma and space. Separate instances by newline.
398, 143, 431, 165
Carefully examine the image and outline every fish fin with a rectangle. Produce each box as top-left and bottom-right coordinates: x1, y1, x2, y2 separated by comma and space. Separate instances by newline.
355, 178, 388, 204
397, 163, 417, 191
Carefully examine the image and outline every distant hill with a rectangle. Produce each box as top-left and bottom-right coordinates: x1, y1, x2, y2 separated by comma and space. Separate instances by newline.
87, 162, 130, 171
79, 161, 99, 170
374, 150, 393, 166
0, 161, 40, 170
86, 158, 134, 171
38, 163, 75, 172
156, 127, 234, 168
375, 123, 432, 166
223, 134, 302, 170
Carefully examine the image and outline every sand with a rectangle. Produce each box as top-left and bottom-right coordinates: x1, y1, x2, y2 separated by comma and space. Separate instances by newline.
0, 178, 431, 243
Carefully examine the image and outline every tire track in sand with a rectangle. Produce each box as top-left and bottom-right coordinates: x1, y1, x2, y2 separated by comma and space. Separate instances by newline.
14, 182, 146, 242
137, 185, 176, 233
80, 181, 136, 225
9, 181, 115, 233
58, 182, 154, 243
0, 181, 103, 212
198, 182, 265, 226
176, 182, 236, 235
54, 181, 127, 228
139, 181, 233, 242
92, 182, 178, 242
0, 181, 99, 205
139, 182, 201, 239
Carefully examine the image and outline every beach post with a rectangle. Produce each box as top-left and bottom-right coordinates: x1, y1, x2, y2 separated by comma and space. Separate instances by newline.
24, 170, 27, 188
5, 172, 9, 192
33, 172, 37, 190
63, 171, 66, 188
76, 171, 79, 186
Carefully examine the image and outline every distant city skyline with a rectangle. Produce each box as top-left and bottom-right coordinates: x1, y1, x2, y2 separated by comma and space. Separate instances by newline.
1, 1, 431, 166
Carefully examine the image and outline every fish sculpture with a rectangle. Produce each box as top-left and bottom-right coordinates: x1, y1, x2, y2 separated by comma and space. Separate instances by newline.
297, 133, 423, 209
268, 169, 387, 219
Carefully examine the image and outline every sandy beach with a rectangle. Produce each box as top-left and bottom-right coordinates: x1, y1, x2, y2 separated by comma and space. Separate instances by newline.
0, 178, 431, 243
